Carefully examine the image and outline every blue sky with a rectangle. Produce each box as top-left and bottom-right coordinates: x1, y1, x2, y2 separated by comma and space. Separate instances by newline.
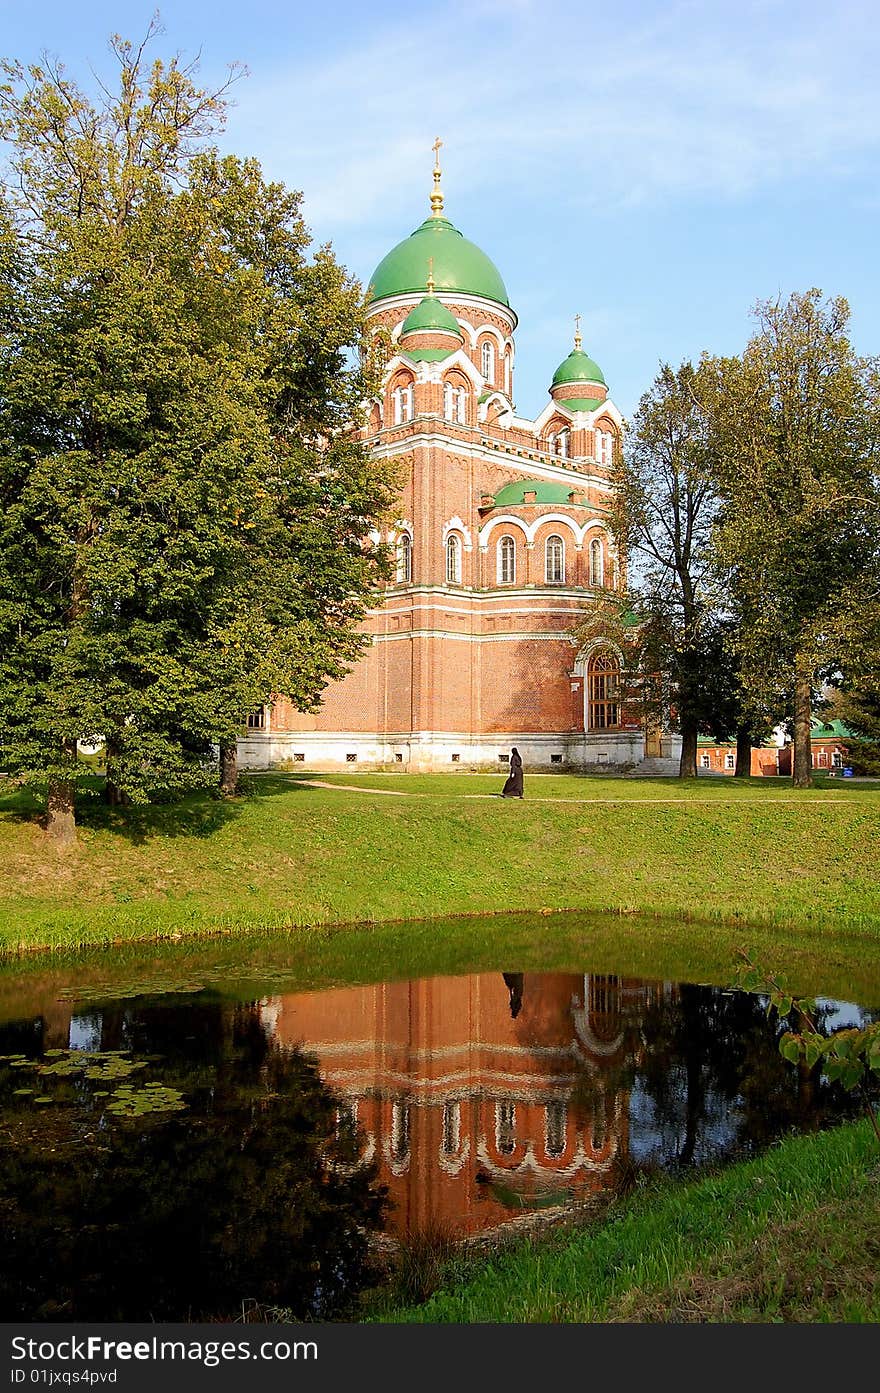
3, 0, 878, 421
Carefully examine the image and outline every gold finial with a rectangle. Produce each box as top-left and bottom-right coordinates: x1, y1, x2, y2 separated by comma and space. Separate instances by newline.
430, 136, 444, 217
427, 256, 435, 295
574, 313, 582, 351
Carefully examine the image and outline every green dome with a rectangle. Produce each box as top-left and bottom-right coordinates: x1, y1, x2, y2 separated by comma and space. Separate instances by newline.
400, 294, 463, 340
551, 347, 606, 388
369, 216, 509, 307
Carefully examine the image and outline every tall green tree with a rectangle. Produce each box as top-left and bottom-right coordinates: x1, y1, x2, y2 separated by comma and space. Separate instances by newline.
0, 28, 395, 841
705, 291, 880, 788
611, 361, 743, 776
822, 602, 880, 775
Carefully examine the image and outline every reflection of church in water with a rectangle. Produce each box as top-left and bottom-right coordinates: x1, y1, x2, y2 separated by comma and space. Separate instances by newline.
261, 972, 670, 1239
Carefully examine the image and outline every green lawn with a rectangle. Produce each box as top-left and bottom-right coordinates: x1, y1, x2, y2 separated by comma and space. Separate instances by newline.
1, 772, 879, 963
375, 1119, 880, 1323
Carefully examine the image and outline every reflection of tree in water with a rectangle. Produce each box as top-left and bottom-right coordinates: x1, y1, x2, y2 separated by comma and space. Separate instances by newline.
0, 1002, 387, 1322
631, 986, 864, 1170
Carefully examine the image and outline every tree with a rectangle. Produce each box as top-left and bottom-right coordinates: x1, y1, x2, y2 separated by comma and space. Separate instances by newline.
823, 611, 880, 775
704, 292, 880, 788
611, 361, 741, 776
0, 26, 396, 841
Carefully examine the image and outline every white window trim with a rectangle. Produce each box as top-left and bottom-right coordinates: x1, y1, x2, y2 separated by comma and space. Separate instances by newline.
396, 532, 412, 583
481, 340, 495, 383
497, 535, 516, 584
446, 533, 463, 584
590, 537, 604, 586
545, 534, 565, 584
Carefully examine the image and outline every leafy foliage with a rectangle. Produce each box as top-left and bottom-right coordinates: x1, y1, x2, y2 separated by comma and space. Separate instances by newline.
608, 362, 755, 773
735, 950, 880, 1144
0, 25, 396, 834
704, 291, 880, 787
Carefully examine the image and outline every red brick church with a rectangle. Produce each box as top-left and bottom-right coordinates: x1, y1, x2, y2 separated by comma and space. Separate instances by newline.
241, 147, 655, 772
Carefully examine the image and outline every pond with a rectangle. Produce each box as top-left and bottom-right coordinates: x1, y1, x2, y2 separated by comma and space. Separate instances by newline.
0, 925, 877, 1321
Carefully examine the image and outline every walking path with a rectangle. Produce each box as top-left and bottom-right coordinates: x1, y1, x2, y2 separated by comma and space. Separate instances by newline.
299, 779, 862, 805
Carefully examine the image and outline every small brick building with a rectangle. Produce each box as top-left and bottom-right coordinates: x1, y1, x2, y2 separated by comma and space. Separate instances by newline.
696, 738, 781, 776
776, 720, 854, 775
241, 154, 656, 772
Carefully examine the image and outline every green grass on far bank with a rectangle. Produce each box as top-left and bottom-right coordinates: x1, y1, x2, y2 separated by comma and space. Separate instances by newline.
1, 771, 879, 960
376, 1119, 880, 1323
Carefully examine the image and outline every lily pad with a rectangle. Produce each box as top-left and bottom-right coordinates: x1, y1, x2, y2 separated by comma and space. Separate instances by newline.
105, 1085, 187, 1118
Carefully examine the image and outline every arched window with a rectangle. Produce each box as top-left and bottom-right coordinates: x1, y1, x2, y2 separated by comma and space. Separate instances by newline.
391, 1099, 411, 1162
504, 353, 511, 396
496, 1101, 516, 1156
596, 428, 614, 465
441, 1100, 461, 1156
558, 429, 569, 459
589, 538, 604, 586
587, 650, 620, 729
396, 532, 412, 583
589, 974, 622, 1042
547, 432, 557, 456
392, 380, 413, 425
481, 340, 495, 383
443, 381, 467, 424
497, 534, 516, 584
545, 1100, 567, 1159
446, 533, 462, 584
545, 534, 565, 583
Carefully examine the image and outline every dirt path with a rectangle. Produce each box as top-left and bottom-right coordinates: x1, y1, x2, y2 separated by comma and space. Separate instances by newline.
300, 780, 862, 806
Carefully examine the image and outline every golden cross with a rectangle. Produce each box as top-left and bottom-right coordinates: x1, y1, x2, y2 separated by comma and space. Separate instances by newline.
574, 313, 581, 334
430, 138, 445, 216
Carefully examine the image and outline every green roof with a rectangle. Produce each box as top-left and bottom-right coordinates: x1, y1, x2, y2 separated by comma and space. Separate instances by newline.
490, 479, 589, 507
551, 348, 606, 388
554, 396, 606, 414
369, 216, 509, 307
400, 294, 463, 340
810, 719, 855, 742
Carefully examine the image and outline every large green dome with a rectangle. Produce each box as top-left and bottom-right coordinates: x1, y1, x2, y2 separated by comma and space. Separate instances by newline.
369, 216, 509, 307
551, 347, 606, 388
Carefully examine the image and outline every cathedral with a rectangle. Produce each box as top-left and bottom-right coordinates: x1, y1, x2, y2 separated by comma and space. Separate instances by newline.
241, 146, 651, 773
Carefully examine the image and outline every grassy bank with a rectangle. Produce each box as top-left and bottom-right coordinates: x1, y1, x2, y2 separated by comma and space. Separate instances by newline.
376, 1119, 880, 1323
1, 772, 879, 956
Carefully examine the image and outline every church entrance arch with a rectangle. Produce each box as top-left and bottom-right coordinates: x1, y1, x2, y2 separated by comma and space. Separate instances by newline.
573, 643, 623, 733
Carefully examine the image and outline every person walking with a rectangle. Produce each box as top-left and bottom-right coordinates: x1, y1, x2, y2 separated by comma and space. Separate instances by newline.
501, 747, 524, 798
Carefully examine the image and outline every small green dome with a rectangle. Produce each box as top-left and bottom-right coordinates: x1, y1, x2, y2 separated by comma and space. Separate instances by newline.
551, 347, 606, 388
400, 294, 463, 340
369, 216, 509, 307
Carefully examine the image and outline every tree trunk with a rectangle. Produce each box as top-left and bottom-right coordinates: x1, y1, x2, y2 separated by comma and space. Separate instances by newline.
219, 742, 238, 797
678, 718, 698, 778
103, 734, 130, 806
46, 777, 77, 845
734, 724, 752, 778
792, 670, 814, 788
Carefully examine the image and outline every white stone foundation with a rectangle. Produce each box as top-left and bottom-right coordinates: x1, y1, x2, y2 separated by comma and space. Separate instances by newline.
238, 730, 647, 772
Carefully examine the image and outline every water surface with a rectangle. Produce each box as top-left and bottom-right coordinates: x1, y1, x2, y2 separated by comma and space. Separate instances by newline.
1, 936, 876, 1321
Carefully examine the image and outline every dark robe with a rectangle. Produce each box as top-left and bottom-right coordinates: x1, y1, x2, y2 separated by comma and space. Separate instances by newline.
502, 972, 524, 1019
501, 748, 524, 798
